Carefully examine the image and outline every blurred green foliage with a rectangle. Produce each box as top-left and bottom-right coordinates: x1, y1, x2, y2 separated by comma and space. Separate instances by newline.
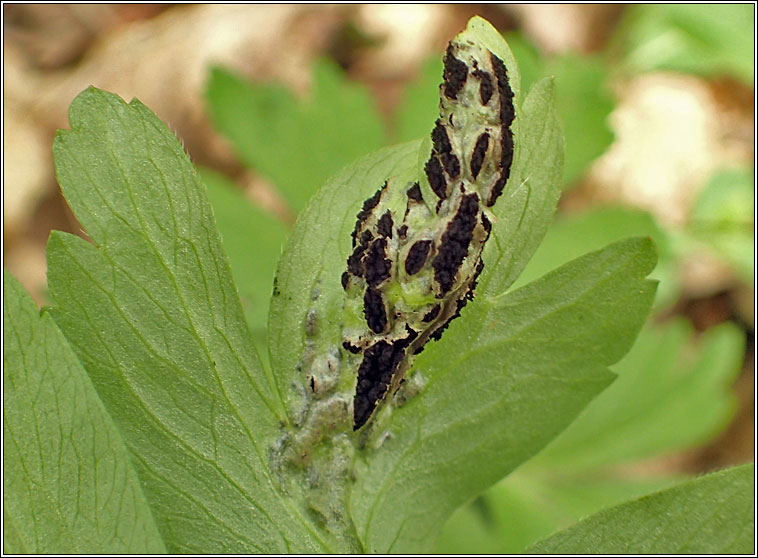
508, 206, 677, 308
206, 60, 385, 212
685, 166, 755, 284
392, 56, 442, 145
504, 33, 615, 187
614, 4, 755, 84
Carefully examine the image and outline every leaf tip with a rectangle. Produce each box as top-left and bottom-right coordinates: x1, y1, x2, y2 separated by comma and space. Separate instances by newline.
633, 235, 658, 275
64, 86, 128, 130
464, 15, 501, 38
45, 230, 73, 262
540, 75, 558, 96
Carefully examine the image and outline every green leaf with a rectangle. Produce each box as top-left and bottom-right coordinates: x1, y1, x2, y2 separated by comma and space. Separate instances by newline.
437, 314, 743, 553
436, 473, 677, 554
351, 237, 657, 552
47, 87, 332, 553
691, 167, 754, 226
502, 32, 542, 102
511, 206, 676, 307
616, 4, 755, 83
206, 60, 386, 212
480, 76, 564, 296
528, 463, 755, 554
3, 271, 165, 554
535, 319, 744, 470
199, 166, 288, 339
268, 31, 654, 547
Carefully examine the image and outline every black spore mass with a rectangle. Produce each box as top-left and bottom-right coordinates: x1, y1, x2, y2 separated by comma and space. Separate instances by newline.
472, 68, 494, 105
432, 194, 480, 293
432, 120, 461, 179
364, 238, 391, 287
487, 53, 515, 207
404, 240, 432, 276
425, 156, 448, 200
363, 286, 388, 334
406, 182, 423, 202
353, 330, 416, 429
443, 44, 468, 99
470, 132, 490, 179
377, 210, 394, 238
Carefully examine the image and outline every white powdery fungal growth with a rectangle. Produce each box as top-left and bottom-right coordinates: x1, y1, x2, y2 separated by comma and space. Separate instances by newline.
341, 29, 516, 429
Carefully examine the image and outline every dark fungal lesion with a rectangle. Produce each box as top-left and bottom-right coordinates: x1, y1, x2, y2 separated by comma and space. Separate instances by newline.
353, 327, 418, 430
406, 182, 423, 202
422, 304, 441, 322
340, 29, 516, 431
487, 53, 516, 207
347, 229, 373, 278
470, 132, 490, 179
442, 44, 468, 100
377, 211, 393, 238
353, 340, 401, 430
363, 238, 392, 287
347, 244, 366, 277
425, 156, 447, 200
431, 120, 461, 179
428, 259, 484, 343
431, 193, 480, 294
404, 240, 432, 276
428, 297, 466, 343
471, 68, 494, 105
351, 182, 385, 243
363, 287, 388, 334
342, 340, 361, 354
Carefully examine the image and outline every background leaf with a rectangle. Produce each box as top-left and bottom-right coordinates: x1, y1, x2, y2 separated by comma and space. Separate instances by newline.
434, 473, 676, 554
527, 463, 755, 554
536, 319, 744, 470
46, 87, 333, 553
3, 271, 165, 554
199, 166, 288, 342
510, 206, 676, 307
615, 4, 755, 84
685, 166, 755, 284
206, 60, 386, 212
544, 53, 614, 186
392, 56, 443, 144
